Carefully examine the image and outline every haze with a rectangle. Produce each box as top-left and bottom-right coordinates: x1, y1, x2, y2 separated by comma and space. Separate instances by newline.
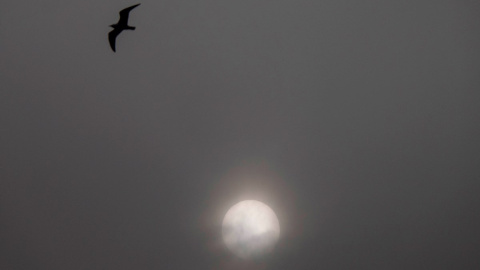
1, 1, 479, 269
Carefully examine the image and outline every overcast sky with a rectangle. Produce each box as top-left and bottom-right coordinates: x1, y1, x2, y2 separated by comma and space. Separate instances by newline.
1, 0, 479, 269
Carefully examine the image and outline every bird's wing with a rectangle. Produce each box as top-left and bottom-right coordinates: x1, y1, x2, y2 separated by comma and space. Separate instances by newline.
118, 3, 140, 25
108, 28, 122, 52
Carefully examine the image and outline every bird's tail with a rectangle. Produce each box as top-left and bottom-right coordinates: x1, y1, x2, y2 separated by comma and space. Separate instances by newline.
127, 26, 136, 30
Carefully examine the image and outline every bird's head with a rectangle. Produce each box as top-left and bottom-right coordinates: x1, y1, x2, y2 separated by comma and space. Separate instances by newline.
109, 24, 116, 28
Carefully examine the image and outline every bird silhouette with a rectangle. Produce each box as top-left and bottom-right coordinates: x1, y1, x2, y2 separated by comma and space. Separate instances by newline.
108, 3, 140, 52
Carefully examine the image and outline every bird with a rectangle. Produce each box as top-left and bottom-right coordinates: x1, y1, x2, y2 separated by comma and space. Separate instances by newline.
108, 3, 141, 52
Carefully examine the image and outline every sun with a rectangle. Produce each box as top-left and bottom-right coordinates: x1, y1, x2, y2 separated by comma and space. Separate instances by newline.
222, 200, 280, 260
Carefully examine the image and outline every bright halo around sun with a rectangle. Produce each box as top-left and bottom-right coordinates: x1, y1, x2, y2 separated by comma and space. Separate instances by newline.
222, 200, 280, 260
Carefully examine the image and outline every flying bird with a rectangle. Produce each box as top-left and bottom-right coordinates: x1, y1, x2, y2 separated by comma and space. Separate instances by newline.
108, 3, 141, 52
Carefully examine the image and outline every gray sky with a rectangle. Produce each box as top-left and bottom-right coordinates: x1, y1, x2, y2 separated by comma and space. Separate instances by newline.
1, 0, 479, 269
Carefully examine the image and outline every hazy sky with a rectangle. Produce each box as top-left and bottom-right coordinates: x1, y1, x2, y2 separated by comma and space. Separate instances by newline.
1, 1, 479, 269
